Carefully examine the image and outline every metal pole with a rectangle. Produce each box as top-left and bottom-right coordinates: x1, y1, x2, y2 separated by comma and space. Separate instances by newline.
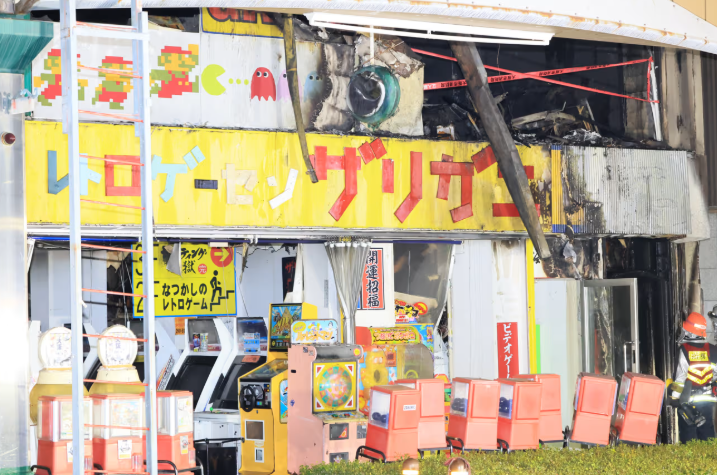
450, 42, 551, 261
60, 0, 85, 471
132, 2, 158, 472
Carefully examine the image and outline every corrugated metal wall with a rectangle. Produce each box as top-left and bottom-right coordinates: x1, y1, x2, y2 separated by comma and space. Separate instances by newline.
702, 52, 717, 207
558, 147, 691, 235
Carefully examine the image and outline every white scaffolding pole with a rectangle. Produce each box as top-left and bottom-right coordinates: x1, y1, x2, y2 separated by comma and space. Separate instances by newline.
60, 0, 156, 472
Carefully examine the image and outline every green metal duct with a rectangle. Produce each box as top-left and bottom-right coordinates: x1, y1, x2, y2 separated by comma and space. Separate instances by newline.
0, 18, 53, 74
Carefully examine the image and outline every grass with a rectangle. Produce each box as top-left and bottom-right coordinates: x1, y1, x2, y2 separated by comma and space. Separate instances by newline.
300, 440, 717, 475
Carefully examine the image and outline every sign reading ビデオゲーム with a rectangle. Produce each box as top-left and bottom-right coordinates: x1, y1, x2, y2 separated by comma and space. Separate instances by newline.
25, 120, 551, 232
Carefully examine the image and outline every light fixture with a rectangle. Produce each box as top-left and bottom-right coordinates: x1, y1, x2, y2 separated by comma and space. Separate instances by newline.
305, 12, 553, 45
448, 457, 470, 475
402, 457, 420, 475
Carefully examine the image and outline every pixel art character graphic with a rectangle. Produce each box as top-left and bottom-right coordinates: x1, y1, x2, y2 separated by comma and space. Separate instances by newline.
34, 49, 89, 106
302, 70, 323, 103
276, 70, 290, 101
150, 45, 200, 99
92, 56, 133, 110
250, 67, 276, 101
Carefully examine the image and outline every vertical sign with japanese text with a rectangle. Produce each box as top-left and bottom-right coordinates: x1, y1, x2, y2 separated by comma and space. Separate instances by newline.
133, 243, 237, 318
497, 322, 519, 379
358, 248, 384, 310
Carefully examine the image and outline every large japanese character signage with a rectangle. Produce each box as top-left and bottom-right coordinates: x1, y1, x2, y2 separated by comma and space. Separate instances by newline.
358, 248, 385, 310
26, 121, 551, 233
133, 242, 237, 318
497, 322, 519, 379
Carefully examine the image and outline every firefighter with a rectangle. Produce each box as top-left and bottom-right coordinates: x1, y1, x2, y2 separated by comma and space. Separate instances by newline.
669, 312, 717, 443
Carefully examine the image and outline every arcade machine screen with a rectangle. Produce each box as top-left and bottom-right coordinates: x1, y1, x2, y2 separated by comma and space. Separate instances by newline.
312, 361, 358, 413
171, 357, 219, 409
210, 318, 268, 410
269, 304, 302, 351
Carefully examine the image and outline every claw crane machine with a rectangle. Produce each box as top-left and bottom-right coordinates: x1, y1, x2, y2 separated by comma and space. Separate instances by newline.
238, 303, 316, 475
287, 319, 366, 472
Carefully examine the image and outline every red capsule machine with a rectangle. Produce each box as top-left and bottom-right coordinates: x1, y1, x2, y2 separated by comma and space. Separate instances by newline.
359, 385, 420, 462
446, 378, 500, 452
613, 372, 664, 445
156, 391, 196, 470
35, 395, 93, 475
569, 373, 618, 446
91, 393, 145, 472
395, 379, 448, 454
516, 374, 563, 443
496, 379, 542, 450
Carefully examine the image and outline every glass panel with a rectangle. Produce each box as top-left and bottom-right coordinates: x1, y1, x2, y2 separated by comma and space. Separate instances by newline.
393, 244, 453, 325
110, 399, 142, 438
585, 286, 614, 377
396, 344, 434, 380
242, 359, 288, 381
245, 420, 264, 441
450, 381, 469, 417
617, 375, 631, 411
157, 397, 169, 436
584, 283, 635, 382
369, 390, 391, 429
93, 400, 103, 439
499, 384, 514, 419
177, 396, 193, 433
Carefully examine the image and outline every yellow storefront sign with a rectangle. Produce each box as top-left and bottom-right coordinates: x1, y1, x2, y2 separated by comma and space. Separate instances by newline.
201, 7, 283, 38
133, 242, 236, 318
25, 120, 551, 232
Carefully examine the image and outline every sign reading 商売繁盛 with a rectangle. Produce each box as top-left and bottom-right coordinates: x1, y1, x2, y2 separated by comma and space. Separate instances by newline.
26, 121, 552, 234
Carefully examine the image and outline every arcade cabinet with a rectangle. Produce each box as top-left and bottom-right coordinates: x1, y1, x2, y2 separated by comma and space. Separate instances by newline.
568, 372, 618, 446
91, 393, 144, 472
446, 378, 500, 451
30, 327, 89, 424
395, 379, 448, 454
516, 374, 563, 443
88, 325, 144, 396
35, 395, 93, 475
356, 327, 434, 416
194, 318, 268, 475
239, 303, 316, 475
287, 319, 366, 472
165, 318, 234, 411
360, 385, 420, 462
613, 372, 664, 445
496, 379, 542, 450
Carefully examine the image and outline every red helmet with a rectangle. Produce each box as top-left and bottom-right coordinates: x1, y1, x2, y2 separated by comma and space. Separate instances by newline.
684, 312, 708, 337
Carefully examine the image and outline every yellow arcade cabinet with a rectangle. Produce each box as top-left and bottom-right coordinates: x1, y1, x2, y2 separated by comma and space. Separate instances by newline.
238, 303, 316, 475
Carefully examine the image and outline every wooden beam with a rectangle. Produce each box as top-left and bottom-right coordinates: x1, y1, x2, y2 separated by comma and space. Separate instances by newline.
283, 15, 318, 183
450, 42, 551, 260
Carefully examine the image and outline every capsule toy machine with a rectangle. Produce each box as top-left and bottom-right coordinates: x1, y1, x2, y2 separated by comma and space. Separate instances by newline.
88, 325, 144, 396
516, 374, 563, 443
496, 379, 542, 450
155, 391, 196, 470
35, 395, 93, 475
613, 372, 664, 445
91, 393, 145, 472
568, 372, 618, 446
395, 379, 448, 454
446, 378, 500, 451
30, 327, 89, 425
239, 303, 316, 475
288, 319, 366, 473
359, 385, 420, 462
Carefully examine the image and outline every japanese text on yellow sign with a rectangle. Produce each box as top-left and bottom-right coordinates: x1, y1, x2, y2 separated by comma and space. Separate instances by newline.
25, 121, 551, 232
133, 242, 237, 318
